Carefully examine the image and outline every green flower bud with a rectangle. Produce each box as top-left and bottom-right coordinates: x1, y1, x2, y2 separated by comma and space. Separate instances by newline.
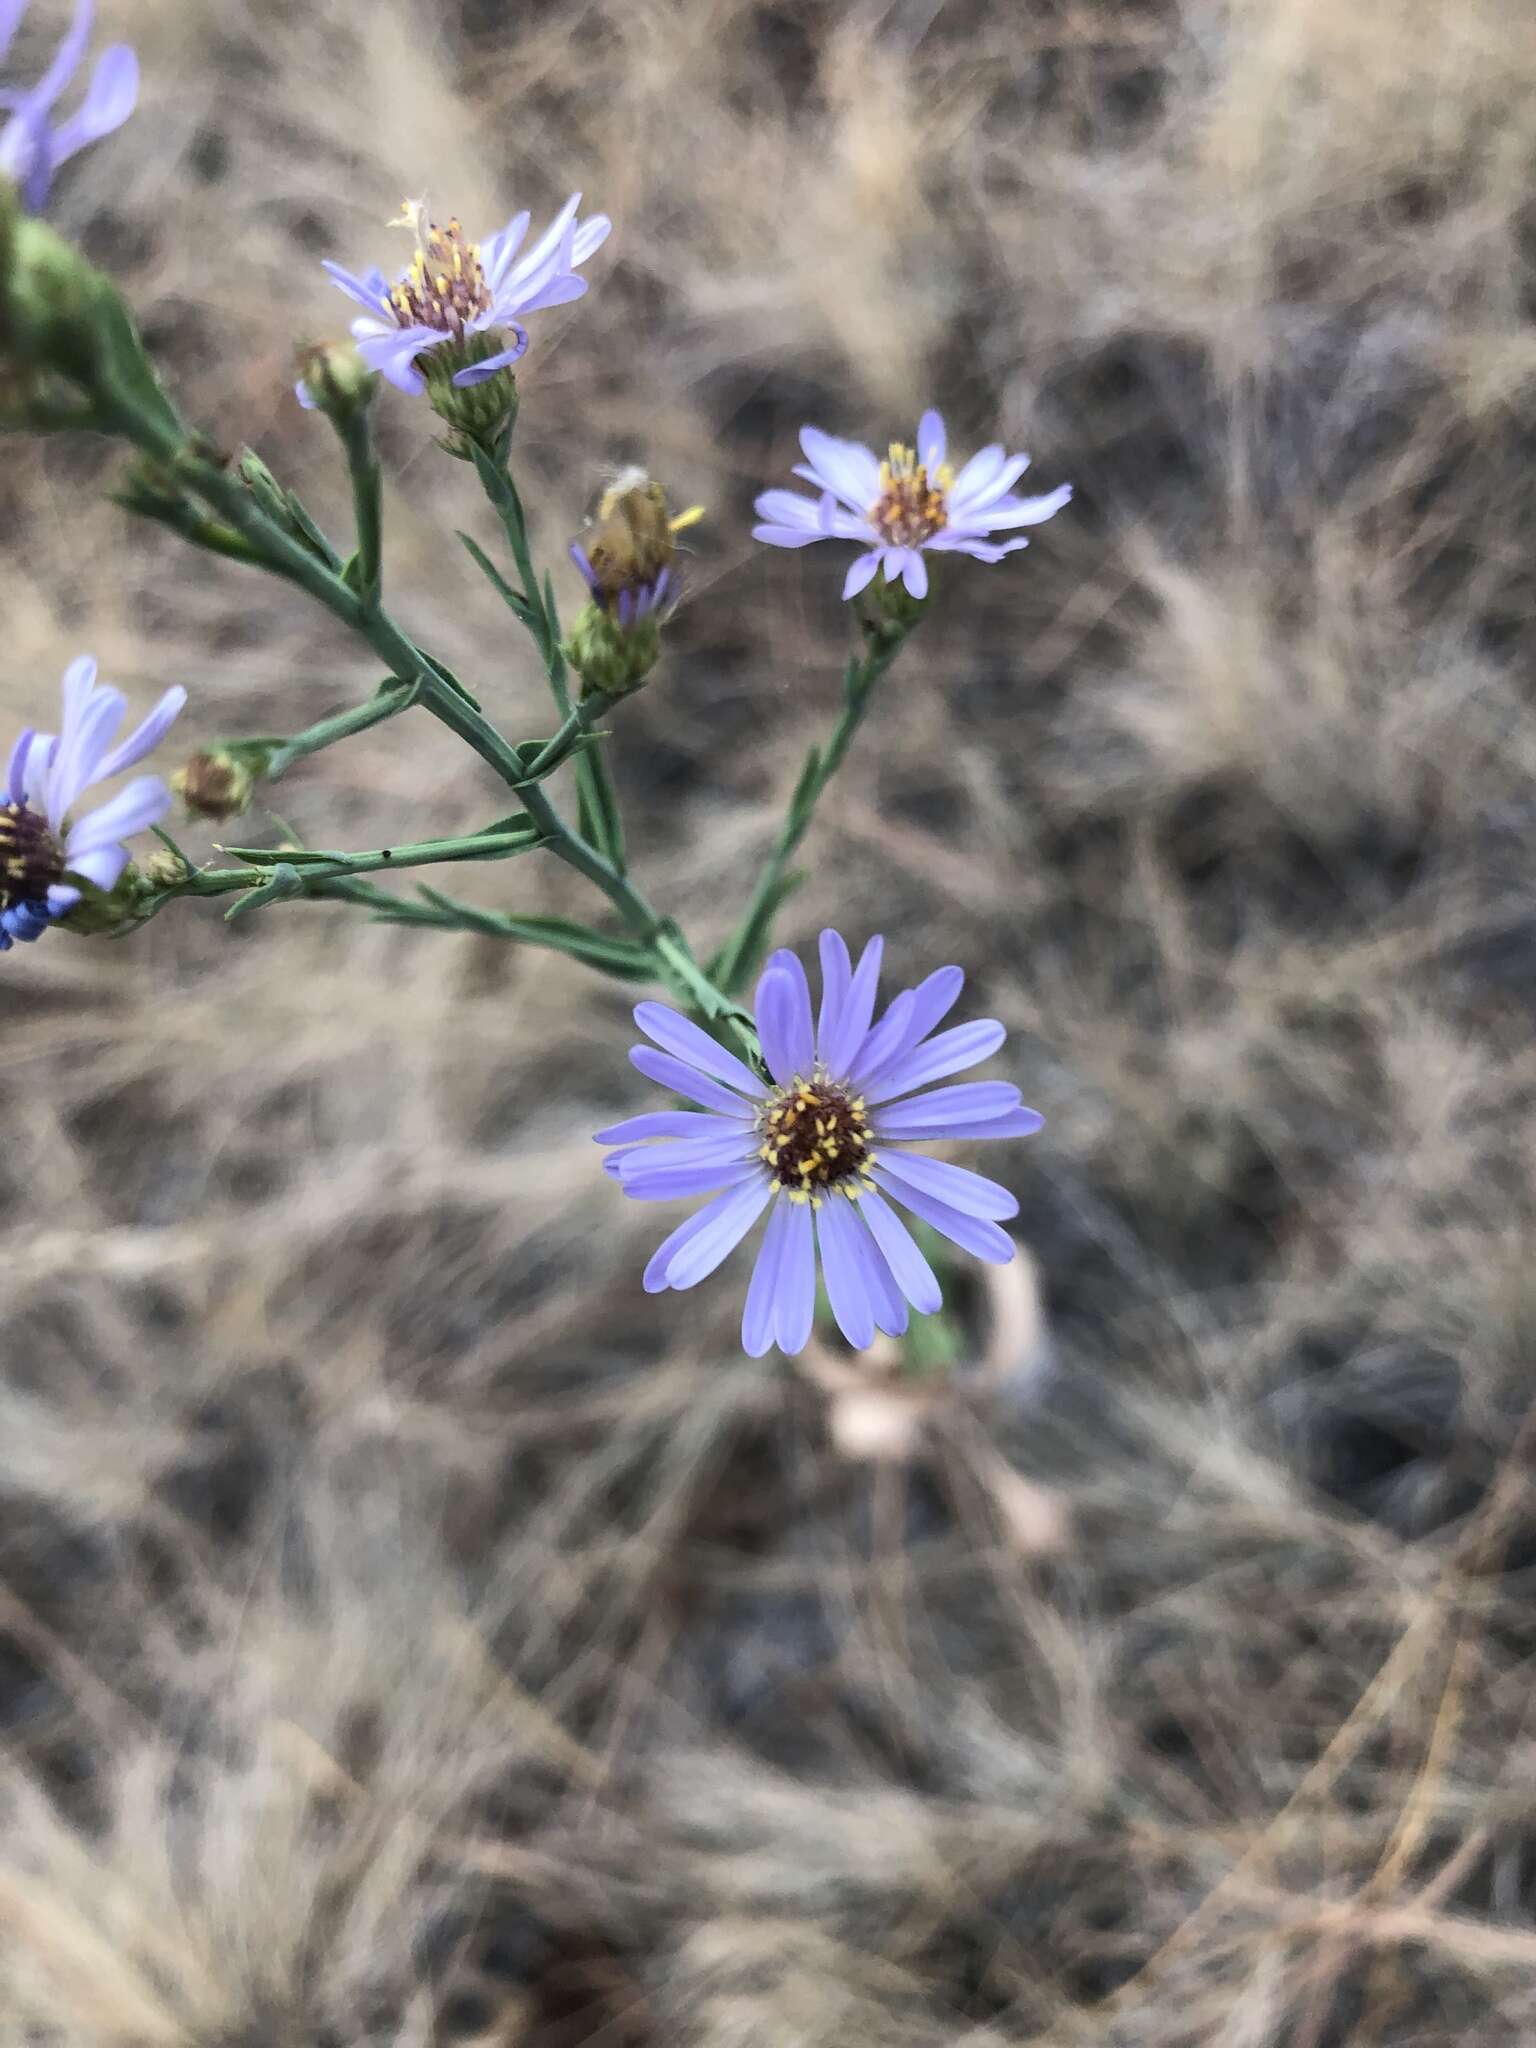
296, 340, 379, 426
563, 601, 662, 701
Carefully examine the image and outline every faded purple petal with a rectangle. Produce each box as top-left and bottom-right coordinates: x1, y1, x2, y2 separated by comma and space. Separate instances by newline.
45, 880, 81, 912
964, 483, 1073, 532
875, 1149, 1019, 1221
634, 1001, 766, 1098
918, 409, 946, 471
877, 1103, 1043, 1144
753, 522, 832, 550
617, 1150, 759, 1203
57, 843, 120, 892
855, 966, 964, 1088
860, 1218, 909, 1338
321, 260, 394, 316
480, 210, 531, 288
847, 990, 915, 1092
5, 726, 33, 804
753, 488, 823, 532
643, 1200, 724, 1293
899, 549, 929, 600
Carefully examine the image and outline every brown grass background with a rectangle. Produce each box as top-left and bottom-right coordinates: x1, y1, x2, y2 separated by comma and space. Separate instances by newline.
5, 0, 1536, 2039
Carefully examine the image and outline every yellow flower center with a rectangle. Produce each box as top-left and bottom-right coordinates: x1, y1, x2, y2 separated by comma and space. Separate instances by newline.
869, 443, 952, 548
385, 203, 492, 336
757, 1078, 876, 1204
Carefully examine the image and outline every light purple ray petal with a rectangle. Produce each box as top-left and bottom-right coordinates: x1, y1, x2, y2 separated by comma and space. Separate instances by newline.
46, 683, 125, 829
26, 0, 92, 114
46, 881, 81, 912
755, 951, 815, 1083
93, 684, 185, 781
918, 409, 946, 470
872, 1081, 1023, 1135
868, 1019, 1006, 1104
947, 450, 1030, 513
617, 1151, 759, 1203
62, 773, 167, 856
664, 1173, 774, 1290
862, 1220, 909, 1338
874, 1149, 1019, 1221
815, 1197, 876, 1350
900, 549, 929, 600
855, 966, 964, 1088
633, 1001, 766, 1098
613, 1130, 758, 1179
925, 532, 1030, 561
821, 934, 883, 1079
571, 212, 610, 263
295, 379, 317, 409
841, 550, 884, 600
57, 844, 121, 892
753, 488, 822, 532
753, 522, 832, 550
5, 726, 33, 804
501, 192, 582, 297
595, 1110, 741, 1145
964, 483, 1073, 532
321, 259, 394, 316
630, 1045, 761, 1118
480, 210, 530, 288
451, 332, 528, 386
859, 1188, 943, 1313
847, 990, 915, 1091
874, 1169, 1015, 1265
48, 41, 136, 163
59, 653, 97, 721
945, 444, 1007, 508
877, 1103, 1043, 1144
503, 269, 587, 318
353, 322, 436, 392
796, 426, 881, 510
0, 0, 28, 65
12, 729, 53, 808
816, 929, 851, 1055
742, 1195, 793, 1358
643, 1199, 724, 1293
774, 1199, 817, 1354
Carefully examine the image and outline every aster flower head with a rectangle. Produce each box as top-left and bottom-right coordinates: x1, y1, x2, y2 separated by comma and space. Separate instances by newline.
2, 654, 183, 949
312, 192, 611, 400
0, 0, 138, 214
753, 410, 1071, 602
598, 931, 1044, 1358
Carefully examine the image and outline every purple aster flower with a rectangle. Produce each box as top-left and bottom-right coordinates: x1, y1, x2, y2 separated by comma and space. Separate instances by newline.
0, 0, 138, 214
2, 654, 183, 949
752, 410, 1071, 602
308, 193, 611, 399
597, 931, 1044, 1359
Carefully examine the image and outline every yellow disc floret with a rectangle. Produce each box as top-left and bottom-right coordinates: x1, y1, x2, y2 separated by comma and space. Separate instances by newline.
385, 202, 491, 336
869, 443, 952, 548
757, 1077, 877, 1206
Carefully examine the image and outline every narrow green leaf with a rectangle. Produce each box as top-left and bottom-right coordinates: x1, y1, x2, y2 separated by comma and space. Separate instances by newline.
458, 530, 534, 624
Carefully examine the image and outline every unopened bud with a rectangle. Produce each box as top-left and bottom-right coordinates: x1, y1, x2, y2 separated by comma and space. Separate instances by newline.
142, 848, 190, 889
173, 748, 256, 821
296, 340, 379, 425
563, 600, 661, 701
57, 861, 154, 938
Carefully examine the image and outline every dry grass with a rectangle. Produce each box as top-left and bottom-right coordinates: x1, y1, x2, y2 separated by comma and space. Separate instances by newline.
5, 0, 1536, 2039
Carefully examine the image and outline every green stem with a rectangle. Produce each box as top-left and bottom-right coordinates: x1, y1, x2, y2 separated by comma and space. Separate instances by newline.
338, 407, 383, 606
101, 383, 739, 1025
160, 826, 543, 902
263, 679, 422, 777
713, 614, 917, 992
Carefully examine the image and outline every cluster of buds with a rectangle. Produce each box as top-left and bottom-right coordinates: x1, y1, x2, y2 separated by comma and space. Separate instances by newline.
564, 471, 702, 699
